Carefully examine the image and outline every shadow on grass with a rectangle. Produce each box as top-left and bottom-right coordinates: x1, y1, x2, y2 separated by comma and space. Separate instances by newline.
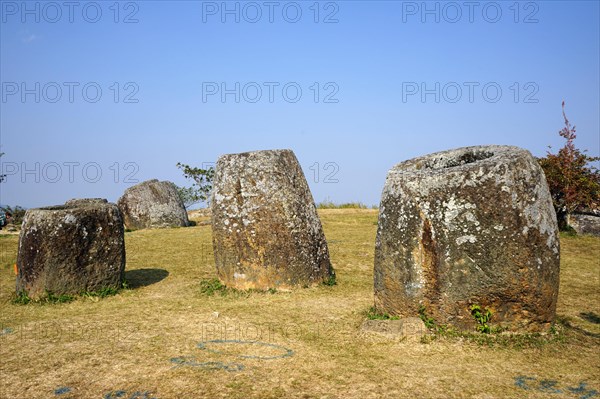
124, 268, 169, 289
580, 312, 600, 324
558, 315, 600, 340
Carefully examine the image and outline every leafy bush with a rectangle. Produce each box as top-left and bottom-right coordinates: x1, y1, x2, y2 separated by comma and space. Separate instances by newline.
470, 304, 493, 334
538, 102, 600, 230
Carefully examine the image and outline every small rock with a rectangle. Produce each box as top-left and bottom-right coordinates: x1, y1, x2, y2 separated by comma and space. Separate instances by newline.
570, 214, 600, 236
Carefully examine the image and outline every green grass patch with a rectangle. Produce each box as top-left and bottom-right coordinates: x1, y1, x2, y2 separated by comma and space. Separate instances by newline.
417, 312, 568, 349
421, 322, 568, 349
12, 290, 75, 305
198, 278, 279, 297
199, 278, 228, 296
418, 305, 436, 329
12, 283, 126, 305
365, 306, 400, 320
80, 286, 120, 299
322, 273, 337, 286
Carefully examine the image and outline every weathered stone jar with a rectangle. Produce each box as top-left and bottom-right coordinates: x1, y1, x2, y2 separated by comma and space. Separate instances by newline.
374, 145, 560, 332
118, 179, 189, 230
16, 199, 125, 299
211, 149, 334, 290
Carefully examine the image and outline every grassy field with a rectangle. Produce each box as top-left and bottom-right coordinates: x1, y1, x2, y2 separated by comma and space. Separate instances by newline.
0, 209, 598, 399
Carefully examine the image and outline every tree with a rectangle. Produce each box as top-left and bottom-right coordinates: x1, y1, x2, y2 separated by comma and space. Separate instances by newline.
1, 205, 26, 225
176, 162, 215, 209
538, 102, 600, 230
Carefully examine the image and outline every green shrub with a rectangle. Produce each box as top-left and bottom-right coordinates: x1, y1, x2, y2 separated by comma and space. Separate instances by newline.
418, 305, 436, 329
537, 102, 600, 230
470, 304, 493, 334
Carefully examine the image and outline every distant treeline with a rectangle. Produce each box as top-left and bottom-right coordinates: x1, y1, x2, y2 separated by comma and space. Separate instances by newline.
317, 201, 377, 210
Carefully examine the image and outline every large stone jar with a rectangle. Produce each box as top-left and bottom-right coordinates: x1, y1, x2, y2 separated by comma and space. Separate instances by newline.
374, 145, 560, 332
211, 149, 334, 290
16, 199, 125, 299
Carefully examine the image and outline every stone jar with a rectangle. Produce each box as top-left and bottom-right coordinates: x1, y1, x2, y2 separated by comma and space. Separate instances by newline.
16, 199, 126, 299
374, 145, 560, 332
211, 149, 334, 290
118, 179, 189, 230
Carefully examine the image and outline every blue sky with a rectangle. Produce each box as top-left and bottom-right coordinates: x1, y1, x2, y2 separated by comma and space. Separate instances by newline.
1, 0, 599, 208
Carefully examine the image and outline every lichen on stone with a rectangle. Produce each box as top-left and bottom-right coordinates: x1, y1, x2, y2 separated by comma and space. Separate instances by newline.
211, 149, 334, 291
374, 145, 560, 332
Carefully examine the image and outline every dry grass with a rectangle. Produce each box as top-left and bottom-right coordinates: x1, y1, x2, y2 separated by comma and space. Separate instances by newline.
0, 209, 598, 398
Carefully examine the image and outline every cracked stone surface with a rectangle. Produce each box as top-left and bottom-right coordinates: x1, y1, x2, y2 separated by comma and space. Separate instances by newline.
374, 145, 560, 332
16, 199, 125, 299
117, 179, 189, 230
211, 149, 334, 290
